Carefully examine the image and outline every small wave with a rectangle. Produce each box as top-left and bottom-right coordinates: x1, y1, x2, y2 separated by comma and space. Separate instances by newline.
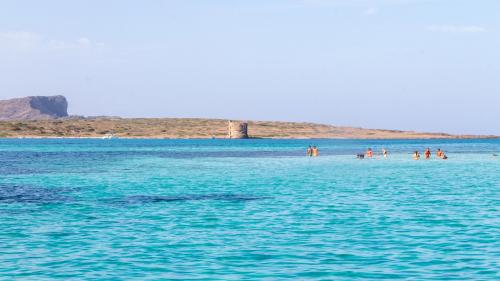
106, 194, 271, 205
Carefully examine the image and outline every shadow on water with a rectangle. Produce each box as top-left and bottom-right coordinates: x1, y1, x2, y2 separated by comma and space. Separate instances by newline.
106, 194, 272, 206
0, 184, 77, 204
0, 183, 270, 206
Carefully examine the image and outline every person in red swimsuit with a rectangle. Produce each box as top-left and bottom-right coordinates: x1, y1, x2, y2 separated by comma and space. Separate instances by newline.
424, 148, 431, 159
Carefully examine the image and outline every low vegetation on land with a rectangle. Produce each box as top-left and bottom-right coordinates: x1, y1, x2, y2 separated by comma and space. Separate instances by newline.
0, 118, 494, 139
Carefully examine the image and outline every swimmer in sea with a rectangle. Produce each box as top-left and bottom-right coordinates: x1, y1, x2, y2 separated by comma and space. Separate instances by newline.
424, 148, 431, 159
439, 149, 448, 160
366, 148, 373, 158
413, 151, 420, 160
382, 148, 388, 159
306, 146, 313, 157
436, 148, 443, 158
312, 146, 319, 157
438, 149, 447, 159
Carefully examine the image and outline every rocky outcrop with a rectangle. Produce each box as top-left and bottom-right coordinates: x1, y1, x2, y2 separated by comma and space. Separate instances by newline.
228, 120, 248, 139
0, 95, 68, 120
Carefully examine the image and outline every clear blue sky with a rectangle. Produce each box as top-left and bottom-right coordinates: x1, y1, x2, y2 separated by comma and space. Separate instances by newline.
1, 0, 499, 135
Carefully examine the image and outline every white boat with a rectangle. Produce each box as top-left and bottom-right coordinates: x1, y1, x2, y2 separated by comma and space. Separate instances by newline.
101, 134, 116, 139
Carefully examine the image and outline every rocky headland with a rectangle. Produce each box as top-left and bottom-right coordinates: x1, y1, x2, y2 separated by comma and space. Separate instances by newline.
0, 95, 68, 120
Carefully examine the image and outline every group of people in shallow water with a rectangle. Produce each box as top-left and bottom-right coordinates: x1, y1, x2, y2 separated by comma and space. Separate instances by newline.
308, 146, 449, 160
356, 148, 388, 159
306, 146, 319, 157
413, 148, 448, 160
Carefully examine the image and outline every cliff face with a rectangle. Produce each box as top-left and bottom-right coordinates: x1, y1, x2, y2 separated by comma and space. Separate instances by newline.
0, 95, 68, 120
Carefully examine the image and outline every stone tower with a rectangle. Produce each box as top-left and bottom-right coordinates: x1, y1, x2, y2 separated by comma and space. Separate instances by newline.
228, 120, 249, 139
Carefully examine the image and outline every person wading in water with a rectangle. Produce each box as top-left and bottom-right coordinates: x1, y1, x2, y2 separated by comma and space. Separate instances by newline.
366, 148, 373, 158
424, 148, 431, 159
413, 151, 421, 160
382, 148, 388, 159
306, 146, 313, 157
312, 146, 319, 157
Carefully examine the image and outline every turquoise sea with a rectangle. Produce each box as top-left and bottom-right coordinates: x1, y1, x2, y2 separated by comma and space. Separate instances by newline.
0, 138, 499, 280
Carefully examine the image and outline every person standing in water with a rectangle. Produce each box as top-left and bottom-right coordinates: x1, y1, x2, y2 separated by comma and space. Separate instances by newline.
312, 146, 319, 157
366, 148, 373, 158
436, 148, 443, 158
382, 148, 388, 159
424, 148, 431, 159
413, 151, 420, 160
306, 146, 313, 157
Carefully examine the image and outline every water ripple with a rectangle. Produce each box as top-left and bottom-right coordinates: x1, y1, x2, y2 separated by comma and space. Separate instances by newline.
106, 194, 272, 205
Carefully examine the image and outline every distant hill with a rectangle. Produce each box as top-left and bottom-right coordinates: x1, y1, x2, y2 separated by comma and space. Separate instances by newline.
0, 95, 68, 120
0, 117, 496, 139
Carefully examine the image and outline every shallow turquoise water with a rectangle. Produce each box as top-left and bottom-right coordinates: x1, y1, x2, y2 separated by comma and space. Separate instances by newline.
1, 139, 499, 280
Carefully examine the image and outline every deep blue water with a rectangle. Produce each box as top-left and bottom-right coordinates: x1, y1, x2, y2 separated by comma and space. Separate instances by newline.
0, 138, 499, 280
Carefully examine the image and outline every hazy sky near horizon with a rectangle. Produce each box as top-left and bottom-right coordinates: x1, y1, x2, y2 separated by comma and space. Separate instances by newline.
0, 0, 499, 135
